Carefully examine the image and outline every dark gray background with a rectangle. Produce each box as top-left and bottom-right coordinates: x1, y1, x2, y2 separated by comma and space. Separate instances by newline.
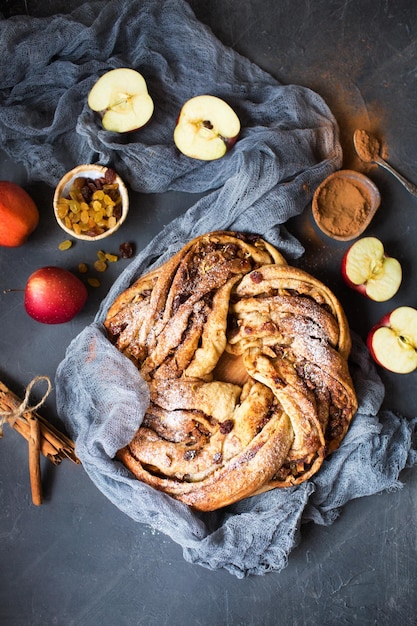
1, 1, 416, 625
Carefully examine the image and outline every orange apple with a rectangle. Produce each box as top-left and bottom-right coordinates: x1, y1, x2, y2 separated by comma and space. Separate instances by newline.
0, 181, 39, 247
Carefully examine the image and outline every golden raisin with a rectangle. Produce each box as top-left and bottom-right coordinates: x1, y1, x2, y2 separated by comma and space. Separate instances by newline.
57, 204, 69, 219
87, 278, 101, 288
58, 239, 73, 251
94, 260, 107, 272
80, 210, 89, 224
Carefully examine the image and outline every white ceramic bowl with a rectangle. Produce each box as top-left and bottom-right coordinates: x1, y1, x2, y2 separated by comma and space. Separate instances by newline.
53, 164, 129, 241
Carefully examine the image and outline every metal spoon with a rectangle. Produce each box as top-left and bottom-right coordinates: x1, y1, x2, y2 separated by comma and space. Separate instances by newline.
353, 129, 417, 196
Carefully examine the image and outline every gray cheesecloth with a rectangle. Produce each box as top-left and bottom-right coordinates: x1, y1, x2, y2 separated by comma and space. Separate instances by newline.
1, 0, 416, 577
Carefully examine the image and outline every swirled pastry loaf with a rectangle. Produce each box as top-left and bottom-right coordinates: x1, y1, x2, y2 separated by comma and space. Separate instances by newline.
104, 231, 358, 511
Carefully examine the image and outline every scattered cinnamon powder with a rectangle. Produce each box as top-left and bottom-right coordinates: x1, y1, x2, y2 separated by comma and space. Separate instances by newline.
315, 177, 371, 237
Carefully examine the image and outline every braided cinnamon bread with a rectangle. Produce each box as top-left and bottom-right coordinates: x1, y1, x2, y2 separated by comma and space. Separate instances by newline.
104, 231, 357, 511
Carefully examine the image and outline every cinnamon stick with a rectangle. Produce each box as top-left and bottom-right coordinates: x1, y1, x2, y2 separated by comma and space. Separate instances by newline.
28, 415, 42, 506
0, 380, 80, 465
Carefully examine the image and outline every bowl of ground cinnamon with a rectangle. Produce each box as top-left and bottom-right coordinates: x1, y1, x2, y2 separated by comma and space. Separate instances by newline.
312, 169, 381, 241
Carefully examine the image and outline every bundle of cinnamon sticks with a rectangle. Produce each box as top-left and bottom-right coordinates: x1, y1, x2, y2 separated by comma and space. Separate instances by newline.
0, 379, 80, 506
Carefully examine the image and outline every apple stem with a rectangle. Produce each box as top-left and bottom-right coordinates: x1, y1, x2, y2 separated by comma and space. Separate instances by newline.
3, 288, 24, 294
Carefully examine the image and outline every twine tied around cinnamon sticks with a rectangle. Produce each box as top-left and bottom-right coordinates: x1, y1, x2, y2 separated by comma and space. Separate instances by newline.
0, 376, 80, 506
0, 375, 51, 434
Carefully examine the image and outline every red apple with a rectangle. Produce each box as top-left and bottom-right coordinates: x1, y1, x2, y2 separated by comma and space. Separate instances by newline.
173, 95, 240, 160
341, 236, 402, 301
24, 267, 88, 324
367, 306, 417, 373
88, 68, 154, 133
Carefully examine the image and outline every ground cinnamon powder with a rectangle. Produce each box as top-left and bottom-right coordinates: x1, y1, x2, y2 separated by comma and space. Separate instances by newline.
316, 177, 371, 237
354, 130, 380, 162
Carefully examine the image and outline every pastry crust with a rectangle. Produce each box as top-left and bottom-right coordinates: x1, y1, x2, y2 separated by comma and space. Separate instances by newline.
104, 231, 358, 511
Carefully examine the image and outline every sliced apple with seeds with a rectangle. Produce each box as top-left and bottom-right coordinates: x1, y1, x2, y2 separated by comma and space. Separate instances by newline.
341, 236, 402, 302
367, 306, 417, 373
174, 95, 240, 160
88, 68, 154, 133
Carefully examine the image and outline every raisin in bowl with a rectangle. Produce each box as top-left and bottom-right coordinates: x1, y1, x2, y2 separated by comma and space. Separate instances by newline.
53, 164, 129, 241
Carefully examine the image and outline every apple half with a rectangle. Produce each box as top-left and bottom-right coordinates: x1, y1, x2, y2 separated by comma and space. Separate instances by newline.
341, 236, 402, 302
367, 306, 417, 374
88, 68, 154, 133
173, 95, 240, 160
